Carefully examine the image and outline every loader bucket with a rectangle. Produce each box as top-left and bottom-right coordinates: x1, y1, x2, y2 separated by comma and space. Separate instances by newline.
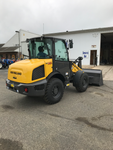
82, 69, 103, 86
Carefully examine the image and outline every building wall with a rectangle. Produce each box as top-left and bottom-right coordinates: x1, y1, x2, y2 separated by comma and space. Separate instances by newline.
20, 30, 40, 56
46, 28, 113, 65
2, 28, 113, 64
46, 32, 100, 65
0, 52, 17, 59
2, 29, 40, 58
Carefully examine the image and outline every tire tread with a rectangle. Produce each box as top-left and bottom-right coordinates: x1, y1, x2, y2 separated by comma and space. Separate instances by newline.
44, 78, 64, 104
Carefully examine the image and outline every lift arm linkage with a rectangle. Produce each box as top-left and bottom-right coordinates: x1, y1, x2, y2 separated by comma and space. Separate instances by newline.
71, 62, 82, 73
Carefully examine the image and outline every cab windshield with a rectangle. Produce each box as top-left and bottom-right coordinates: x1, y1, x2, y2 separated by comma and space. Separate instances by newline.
29, 38, 52, 59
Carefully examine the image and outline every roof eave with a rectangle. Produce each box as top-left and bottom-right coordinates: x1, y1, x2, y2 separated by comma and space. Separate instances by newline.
44, 26, 113, 36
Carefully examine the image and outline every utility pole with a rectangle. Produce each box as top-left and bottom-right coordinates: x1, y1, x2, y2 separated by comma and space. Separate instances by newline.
15, 31, 20, 59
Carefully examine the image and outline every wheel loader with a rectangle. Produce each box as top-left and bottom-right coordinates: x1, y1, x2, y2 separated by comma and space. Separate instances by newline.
6, 37, 103, 104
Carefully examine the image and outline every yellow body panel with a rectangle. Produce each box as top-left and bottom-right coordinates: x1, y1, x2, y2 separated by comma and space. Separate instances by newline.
71, 62, 82, 73
8, 59, 53, 83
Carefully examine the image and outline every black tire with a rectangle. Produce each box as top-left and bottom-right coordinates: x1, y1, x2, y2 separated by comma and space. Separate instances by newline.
4, 62, 6, 68
6, 64, 9, 69
44, 78, 64, 104
0, 63, 2, 69
76, 73, 89, 92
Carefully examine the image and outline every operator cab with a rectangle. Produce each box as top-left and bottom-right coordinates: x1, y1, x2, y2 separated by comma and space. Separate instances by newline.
28, 38, 53, 59
27, 37, 73, 60
27, 37, 73, 79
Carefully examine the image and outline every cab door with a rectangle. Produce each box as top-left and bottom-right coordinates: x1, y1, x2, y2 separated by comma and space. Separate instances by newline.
54, 39, 70, 78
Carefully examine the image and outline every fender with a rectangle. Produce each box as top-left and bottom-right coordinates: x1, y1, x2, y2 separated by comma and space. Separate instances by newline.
73, 70, 84, 87
47, 71, 65, 82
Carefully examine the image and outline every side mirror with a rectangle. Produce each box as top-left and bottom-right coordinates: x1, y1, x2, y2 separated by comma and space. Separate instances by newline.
26, 39, 29, 42
69, 40, 73, 48
28, 49, 31, 59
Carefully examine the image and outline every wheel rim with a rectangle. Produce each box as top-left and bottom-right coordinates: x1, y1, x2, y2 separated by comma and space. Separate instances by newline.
82, 76, 87, 86
52, 85, 59, 96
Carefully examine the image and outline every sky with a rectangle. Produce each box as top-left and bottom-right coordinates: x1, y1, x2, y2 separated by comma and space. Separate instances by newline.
0, 0, 113, 43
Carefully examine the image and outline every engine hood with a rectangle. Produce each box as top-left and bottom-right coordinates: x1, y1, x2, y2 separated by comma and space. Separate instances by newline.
8, 59, 53, 83
9, 59, 45, 69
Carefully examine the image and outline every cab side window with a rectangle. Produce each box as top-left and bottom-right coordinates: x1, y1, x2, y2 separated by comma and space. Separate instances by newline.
55, 40, 68, 61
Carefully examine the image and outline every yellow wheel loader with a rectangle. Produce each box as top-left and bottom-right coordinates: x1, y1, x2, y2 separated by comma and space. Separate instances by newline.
6, 37, 103, 104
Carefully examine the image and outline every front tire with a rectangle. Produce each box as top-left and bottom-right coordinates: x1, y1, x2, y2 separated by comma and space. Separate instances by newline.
76, 73, 89, 92
44, 78, 64, 104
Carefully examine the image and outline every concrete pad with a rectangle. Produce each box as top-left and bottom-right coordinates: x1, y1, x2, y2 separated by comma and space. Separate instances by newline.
83, 65, 95, 69
92, 65, 113, 81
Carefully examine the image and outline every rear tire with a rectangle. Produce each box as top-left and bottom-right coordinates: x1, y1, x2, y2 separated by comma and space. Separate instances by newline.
0, 63, 2, 69
76, 73, 89, 92
3, 62, 6, 68
7, 65, 9, 69
44, 78, 64, 104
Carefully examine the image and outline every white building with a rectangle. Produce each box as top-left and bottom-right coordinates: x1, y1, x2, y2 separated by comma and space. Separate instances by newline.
44, 27, 113, 66
0, 29, 40, 59
1, 27, 113, 66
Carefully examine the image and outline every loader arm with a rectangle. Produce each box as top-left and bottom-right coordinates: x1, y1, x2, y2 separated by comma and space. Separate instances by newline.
71, 61, 103, 86
71, 62, 82, 73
